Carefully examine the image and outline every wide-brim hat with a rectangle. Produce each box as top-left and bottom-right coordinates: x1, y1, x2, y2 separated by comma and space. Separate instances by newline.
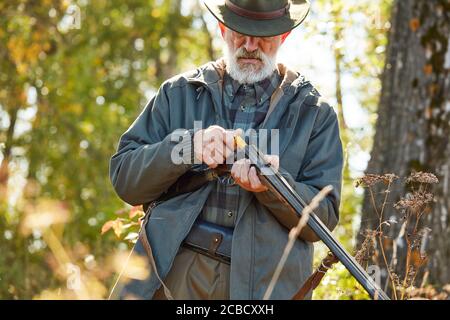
204, 0, 310, 37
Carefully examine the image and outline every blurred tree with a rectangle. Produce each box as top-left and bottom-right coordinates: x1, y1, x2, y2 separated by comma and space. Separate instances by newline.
0, 0, 215, 298
305, 0, 393, 299
358, 0, 450, 292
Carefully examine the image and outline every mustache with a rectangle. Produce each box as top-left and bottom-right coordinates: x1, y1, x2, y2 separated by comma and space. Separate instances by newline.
235, 48, 263, 60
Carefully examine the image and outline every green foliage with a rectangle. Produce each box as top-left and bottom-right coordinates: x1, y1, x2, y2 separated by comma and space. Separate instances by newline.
313, 264, 370, 300
0, 0, 215, 299
307, 0, 393, 299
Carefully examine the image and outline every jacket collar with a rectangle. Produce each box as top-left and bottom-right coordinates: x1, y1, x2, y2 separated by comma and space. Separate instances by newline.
186, 58, 310, 96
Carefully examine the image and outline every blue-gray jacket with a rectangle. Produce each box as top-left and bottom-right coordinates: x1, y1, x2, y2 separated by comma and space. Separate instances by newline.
109, 59, 343, 299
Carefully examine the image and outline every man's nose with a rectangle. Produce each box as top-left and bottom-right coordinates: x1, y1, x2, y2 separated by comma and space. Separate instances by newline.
243, 36, 259, 52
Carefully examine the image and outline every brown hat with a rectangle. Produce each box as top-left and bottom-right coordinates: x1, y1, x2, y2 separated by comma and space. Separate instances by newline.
204, 0, 310, 37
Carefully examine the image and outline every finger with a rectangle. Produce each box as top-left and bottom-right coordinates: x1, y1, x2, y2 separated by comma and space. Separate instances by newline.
250, 166, 267, 190
239, 159, 250, 185
208, 125, 226, 133
224, 145, 235, 164
223, 130, 235, 151
208, 140, 226, 166
211, 145, 224, 164
203, 154, 217, 168
231, 159, 246, 180
234, 128, 244, 137
204, 127, 223, 147
230, 159, 240, 178
237, 184, 254, 192
249, 166, 260, 189
203, 143, 220, 167
250, 167, 268, 192
203, 142, 213, 159
213, 131, 234, 162
265, 155, 280, 171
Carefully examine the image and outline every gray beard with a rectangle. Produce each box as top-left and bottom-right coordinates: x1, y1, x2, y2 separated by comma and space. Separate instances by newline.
224, 46, 278, 84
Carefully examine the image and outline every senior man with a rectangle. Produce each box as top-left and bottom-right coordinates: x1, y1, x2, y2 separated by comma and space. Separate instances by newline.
109, 0, 343, 300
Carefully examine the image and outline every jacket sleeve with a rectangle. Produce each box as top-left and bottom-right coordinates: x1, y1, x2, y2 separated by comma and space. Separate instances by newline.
109, 83, 193, 206
254, 102, 343, 242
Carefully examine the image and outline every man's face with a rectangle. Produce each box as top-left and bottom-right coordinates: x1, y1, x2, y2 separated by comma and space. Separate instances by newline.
220, 24, 286, 84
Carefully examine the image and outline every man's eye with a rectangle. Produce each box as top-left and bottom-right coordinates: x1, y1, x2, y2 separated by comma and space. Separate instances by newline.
262, 36, 274, 41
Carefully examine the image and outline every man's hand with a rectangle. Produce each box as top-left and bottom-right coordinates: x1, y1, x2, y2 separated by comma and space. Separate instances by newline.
193, 125, 240, 168
231, 155, 279, 192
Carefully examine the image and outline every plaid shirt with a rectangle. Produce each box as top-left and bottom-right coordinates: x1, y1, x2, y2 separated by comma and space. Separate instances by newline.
199, 70, 281, 227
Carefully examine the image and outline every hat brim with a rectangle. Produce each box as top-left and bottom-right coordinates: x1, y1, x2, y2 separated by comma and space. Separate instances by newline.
204, 0, 310, 37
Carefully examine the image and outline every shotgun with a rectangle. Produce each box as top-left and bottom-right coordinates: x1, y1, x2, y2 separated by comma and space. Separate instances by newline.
233, 135, 390, 300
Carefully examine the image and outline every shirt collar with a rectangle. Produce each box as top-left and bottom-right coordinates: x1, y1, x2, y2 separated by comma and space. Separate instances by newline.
224, 70, 281, 104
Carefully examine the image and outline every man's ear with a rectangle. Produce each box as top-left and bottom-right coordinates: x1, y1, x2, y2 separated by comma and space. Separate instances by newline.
218, 22, 226, 38
281, 31, 291, 44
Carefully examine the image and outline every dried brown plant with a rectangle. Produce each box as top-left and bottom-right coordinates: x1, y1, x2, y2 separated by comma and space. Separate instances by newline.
406, 172, 439, 185
355, 229, 377, 266
354, 171, 442, 300
394, 191, 434, 212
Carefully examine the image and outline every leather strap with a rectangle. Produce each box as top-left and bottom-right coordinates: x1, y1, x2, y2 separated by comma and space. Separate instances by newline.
225, 0, 290, 20
143, 164, 230, 212
292, 252, 339, 300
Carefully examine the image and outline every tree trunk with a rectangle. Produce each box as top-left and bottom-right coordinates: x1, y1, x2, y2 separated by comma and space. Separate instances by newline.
358, 0, 450, 289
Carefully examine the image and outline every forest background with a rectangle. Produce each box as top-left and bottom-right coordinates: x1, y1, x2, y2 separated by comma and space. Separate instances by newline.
1, 0, 449, 299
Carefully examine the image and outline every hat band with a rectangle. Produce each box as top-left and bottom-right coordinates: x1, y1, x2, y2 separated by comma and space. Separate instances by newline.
225, 0, 290, 20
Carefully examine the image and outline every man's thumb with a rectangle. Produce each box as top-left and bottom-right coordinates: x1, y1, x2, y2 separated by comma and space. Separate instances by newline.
234, 128, 244, 137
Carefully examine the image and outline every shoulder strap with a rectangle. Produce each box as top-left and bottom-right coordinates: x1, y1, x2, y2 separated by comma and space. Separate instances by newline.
292, 252, 339, 300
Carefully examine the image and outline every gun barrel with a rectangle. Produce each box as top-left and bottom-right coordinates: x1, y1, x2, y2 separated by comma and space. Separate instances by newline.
235, 136, 390, 300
